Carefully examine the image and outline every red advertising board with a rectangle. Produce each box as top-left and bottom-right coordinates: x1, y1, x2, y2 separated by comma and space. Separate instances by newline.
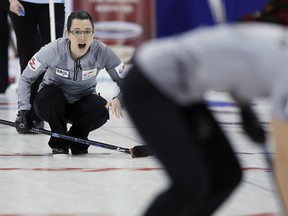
73, 0, 156, 63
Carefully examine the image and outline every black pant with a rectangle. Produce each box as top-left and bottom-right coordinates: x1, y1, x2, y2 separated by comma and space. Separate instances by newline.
9, 2, 65, 73
33, 86, 109, 151
121, 65, 242, 216
9, 2, 65, 112
0, 1, 9, 93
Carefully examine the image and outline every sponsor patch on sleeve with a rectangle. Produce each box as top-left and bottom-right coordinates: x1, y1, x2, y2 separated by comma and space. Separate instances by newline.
115, 62, 127, 78
28, 55, 42, 71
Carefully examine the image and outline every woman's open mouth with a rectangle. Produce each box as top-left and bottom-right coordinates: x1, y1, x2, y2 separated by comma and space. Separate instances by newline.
78, 43, 86, 49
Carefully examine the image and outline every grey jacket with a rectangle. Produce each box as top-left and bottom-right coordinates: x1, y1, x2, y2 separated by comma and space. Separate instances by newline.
18, 38, 127, 110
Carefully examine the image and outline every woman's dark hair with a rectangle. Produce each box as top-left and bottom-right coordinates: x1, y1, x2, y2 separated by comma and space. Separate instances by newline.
67, 10, 94, 31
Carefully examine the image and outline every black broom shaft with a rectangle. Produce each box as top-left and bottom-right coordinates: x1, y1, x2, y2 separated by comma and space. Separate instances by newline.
0, 119, 131, 154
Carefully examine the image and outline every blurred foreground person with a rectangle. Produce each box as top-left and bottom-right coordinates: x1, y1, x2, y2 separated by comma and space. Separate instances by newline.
121, 23, 288, 215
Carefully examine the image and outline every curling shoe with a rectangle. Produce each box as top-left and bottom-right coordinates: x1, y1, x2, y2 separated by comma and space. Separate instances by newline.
52, 148, 69, 155
70, 148, 88, 155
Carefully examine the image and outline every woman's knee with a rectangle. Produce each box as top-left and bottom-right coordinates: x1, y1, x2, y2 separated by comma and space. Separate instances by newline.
34, 86, 66, 119
89, 107, 110, 129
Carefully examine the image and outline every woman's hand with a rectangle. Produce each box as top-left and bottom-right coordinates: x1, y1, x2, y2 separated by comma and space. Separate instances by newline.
9, 0, 25, 16
105, 97, 123, 119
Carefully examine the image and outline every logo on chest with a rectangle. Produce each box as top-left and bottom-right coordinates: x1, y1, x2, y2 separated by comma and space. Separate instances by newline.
82, 68, 97, 80
56, 68, 69, 78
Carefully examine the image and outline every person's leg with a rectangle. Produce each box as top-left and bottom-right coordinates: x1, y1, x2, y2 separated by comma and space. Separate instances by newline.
37, 3, 65, 45
29, 3, 65, 123
9, 2, 43, 125
9, 2, 41, 73
28, 3, 64, 123
182, 103, 242, 215
33, 86, 69, 152
121, 65, 242, 216
67, 94, 109, 155
122, 66, 212, 215
0, 2, 9, 93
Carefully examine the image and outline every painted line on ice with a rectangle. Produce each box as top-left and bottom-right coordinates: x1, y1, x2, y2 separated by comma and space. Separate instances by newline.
0, 167, 163, 172
244, 213, 278, 216
0, 166, 269, 173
